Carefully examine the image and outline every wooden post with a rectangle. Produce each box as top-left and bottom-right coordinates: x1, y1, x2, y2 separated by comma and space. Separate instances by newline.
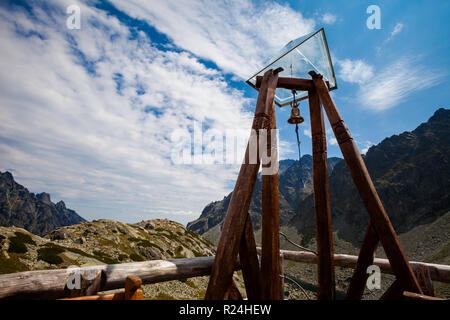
280, 253, 285, 300
124, 276, 143, 300
346, 224, 378, 300
309, 71, 423, 295
205, 68, 282, 300
239, 215, 262, 299
261, 98, 281, 300
308, 88, 335, 300
412, 265, 435, 297
224, 280, 243, 300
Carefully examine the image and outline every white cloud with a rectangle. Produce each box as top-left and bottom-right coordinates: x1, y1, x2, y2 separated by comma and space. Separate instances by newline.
0, 0, 260, 224
357, 57, 442, 111
321, 13, 337, 25
109, 0, 316, 79
390, 22, 404, 38
328, 137, 338, 146
303, 129, 312, 138
336, 59, 374, 84
336, 56, 442, 111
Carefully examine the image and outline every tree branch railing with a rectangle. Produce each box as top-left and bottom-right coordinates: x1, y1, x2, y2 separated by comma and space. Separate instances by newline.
0, 251, 448, 300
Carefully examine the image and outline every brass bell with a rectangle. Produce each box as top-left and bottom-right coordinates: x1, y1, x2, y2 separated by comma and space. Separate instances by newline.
288, 100, 304, 124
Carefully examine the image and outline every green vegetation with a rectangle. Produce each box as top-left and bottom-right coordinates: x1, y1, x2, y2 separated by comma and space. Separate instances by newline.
184, 229, 199, 238
128, 237, 163, 252
41, 243, 119, 264
151, 292, 176, 300
37, 246, 64, 265
166, 249, 174, 256
8, 232, 36, 254
174, 246, 186, 259
192, 249, 206, 257
118, 254, 128, 261
129, 253, 145, 261
0, 253, 28, 274
93, 250, 118, 264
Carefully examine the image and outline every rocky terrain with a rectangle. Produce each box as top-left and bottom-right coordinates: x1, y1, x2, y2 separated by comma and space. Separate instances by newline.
0, 172, 85, 235
291, 108, 450, 245
187, 156, 342, 244
187, 108, 450, 299
0, 219, 231, 299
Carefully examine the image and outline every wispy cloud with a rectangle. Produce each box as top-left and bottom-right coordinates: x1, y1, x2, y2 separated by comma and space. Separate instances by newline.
0, 0, 261, 224
336, 56, 442, 111
390, 22, 404, 38
321, 13, 337, 25
377, 22, 405, 53
357, 57, 442, 111
109, 0, 316, 79
336, 58, 374, 84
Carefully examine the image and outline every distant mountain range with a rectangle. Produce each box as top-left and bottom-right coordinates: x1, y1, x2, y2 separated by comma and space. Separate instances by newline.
0, 172, 85, 236
188, 108, 450, 247
187, 154, 342, 242
292, 107, 450, 245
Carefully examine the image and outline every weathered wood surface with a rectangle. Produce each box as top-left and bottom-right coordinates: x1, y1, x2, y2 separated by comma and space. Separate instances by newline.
63, 275, 143, 300
62, 292, 124, 300
224, 280, 243, 300
239, 215, 262, 300
205, 68, 282, 300
124, 275, 143, 300
280, 253, 285, 300
308, 88, 335, 300
345, 224, 379, 300
403, 291, 444, 301
1, 252, 449, 299
255, 76, 331, 92
261, 92, 281, 300
0, 256, 238, 300
257, 248, 450, 283
309, 70, 423, 295
412, 264, 435, 297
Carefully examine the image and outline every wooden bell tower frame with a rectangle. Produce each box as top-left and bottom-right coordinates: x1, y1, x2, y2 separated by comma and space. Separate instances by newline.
204, 68, 424, 300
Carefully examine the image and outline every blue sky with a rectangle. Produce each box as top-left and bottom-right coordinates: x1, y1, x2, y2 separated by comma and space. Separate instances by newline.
0, 0, 448, 225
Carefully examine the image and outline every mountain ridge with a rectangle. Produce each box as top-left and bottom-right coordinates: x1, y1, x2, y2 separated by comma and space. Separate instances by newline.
0, 171, 85, 236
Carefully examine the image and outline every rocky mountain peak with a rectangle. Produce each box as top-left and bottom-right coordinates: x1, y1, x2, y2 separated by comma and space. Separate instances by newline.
0, 173, 85, 236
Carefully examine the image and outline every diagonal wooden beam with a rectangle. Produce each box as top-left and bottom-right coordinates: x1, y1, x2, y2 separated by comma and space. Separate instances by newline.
205, 68, 282, 300
308, 88, 335, 300
346, 223, 379, 300
309, 70, 423, 295
239, 215, 262, 300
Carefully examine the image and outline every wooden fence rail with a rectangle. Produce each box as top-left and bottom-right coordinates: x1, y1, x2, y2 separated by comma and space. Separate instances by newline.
0, 251, 448, 299
0, 256, 238, 300
269, 249, 450, 284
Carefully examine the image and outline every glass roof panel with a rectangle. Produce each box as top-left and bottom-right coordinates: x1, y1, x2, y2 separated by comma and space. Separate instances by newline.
246, 28, 337, 107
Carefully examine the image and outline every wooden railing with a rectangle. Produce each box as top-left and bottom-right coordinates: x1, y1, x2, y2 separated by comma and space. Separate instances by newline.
0, 251, 448, 299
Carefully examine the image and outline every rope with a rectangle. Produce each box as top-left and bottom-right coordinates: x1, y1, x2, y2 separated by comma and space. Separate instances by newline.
279, 232, 317, 255
295, 123, 304, 187
291, 90, 304, 188
281, 274, 311, 300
